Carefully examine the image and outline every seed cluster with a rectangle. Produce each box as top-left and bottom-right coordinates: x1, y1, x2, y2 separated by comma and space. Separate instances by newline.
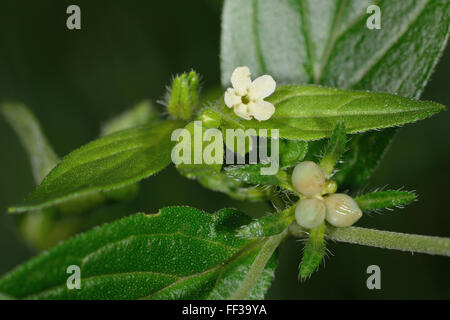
292, 161, 362, 229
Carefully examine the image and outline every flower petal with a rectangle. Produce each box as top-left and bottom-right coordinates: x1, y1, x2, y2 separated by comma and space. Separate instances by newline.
248, 75, 276, 99
248, 100, 275, 121
224, 88, 241, 108
233, 103, 252, 120
231, 66, 252, 95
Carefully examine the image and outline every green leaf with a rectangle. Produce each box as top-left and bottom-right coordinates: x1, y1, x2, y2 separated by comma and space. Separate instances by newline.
320, 0, 450, 97
320, 0, 450, 186
238, 205, 296, 239
212, 85, 444, 140
222, 0, 449, 95
320, 121, 346, 177
10, 120, 185, 213
299, 222, 326, 280
221, 0, 312, 86
1, 102, 59, 184
222, 0, 450, 187
101, 100, 160, 136
355, 190, 417, 211
2, 102, 142, 249
0, 207, 281, 300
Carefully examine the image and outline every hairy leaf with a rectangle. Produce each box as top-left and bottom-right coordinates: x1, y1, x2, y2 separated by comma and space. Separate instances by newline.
320, 121, 346, 177
355, 190, 417, 211
1, 102, 59, 184
222, 0, 450, 187
222, 0, 449, 92
299, 222, 326, 280
2, 103, 142, 249
10, 120, 185, 213
212, 85, 444, 140
0, 207, 279, 300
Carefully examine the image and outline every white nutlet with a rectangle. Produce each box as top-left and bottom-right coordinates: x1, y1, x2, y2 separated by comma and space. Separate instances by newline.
324, 193, 363, 227
291, 161, 326, 196
295, 198, 326, 229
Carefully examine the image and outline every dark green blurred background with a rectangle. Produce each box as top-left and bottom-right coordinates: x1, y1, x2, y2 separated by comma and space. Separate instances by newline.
0, 1, 449, 299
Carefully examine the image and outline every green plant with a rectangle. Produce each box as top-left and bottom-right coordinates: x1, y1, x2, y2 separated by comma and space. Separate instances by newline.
0, 0, 449, 299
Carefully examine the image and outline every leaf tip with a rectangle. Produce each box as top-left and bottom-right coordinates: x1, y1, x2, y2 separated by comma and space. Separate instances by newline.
428, 101, 446, 114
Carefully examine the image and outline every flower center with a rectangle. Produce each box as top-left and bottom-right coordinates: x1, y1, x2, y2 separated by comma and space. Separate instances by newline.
241, 95, 251, 105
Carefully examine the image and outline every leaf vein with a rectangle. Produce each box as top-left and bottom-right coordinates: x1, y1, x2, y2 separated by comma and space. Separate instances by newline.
347, 0, 430, 88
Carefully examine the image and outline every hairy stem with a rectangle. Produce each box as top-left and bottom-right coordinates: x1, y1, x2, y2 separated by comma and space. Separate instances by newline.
289, 224, 450, 257
229, 230, 288, 299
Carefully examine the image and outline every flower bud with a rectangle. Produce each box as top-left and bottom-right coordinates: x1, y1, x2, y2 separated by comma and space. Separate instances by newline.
324, 193, 362, 227
168, 70, 200, 120
295, 198, 326, 229
198, 108, 221, 128
291, 161, 326, 196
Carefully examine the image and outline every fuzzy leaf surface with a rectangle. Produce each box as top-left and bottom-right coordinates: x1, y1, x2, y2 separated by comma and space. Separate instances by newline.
0, 207, 277, 300
10, 120, 185, 213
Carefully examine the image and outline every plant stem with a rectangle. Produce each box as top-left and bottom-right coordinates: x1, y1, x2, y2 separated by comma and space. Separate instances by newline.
289, 224, 450, 257
229, 230, 288, 299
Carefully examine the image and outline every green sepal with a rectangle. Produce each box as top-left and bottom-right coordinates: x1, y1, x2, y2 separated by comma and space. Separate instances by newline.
320, 121, 346, 178
355, 190, 417, 211
299, 222, 326, 280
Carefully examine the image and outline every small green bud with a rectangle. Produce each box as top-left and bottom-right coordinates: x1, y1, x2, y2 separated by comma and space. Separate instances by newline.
295, 198, 326, 229
354, 190, 417, 211
187, 71, 199, 107
168, 70, 200, 120
323, 180, 337, 195
291, 161, 326, 196
324, 193, 362, 227
198, 108, 222, 128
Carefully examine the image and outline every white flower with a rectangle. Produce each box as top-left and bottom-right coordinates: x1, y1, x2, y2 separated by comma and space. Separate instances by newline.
224, 66, 276, 121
